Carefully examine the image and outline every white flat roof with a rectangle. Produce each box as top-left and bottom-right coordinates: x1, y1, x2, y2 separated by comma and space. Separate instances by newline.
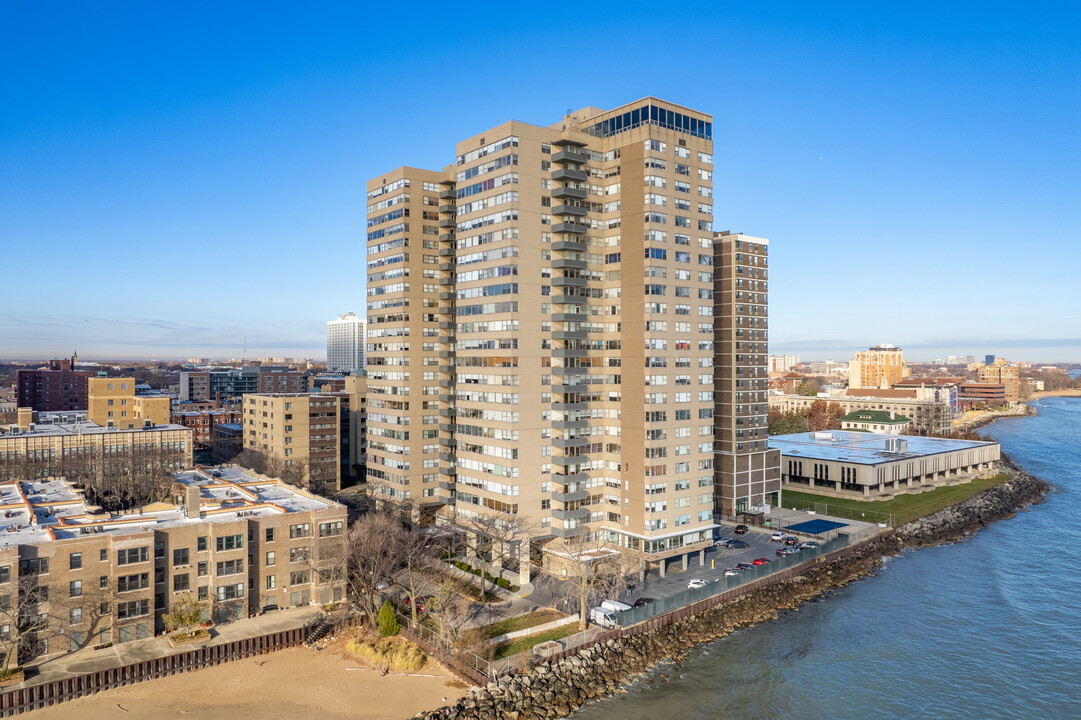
0, 466, 342, 548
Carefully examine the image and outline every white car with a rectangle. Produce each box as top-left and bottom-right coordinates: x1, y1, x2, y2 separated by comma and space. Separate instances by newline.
770, 531, 788, 542
722, 568, 741, 577
687, 578, 708, 589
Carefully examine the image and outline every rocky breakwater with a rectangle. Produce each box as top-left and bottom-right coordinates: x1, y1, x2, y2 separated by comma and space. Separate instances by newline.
413, 462, 1050, 720
414, 539, 897, 720
896, 456, 1050, 548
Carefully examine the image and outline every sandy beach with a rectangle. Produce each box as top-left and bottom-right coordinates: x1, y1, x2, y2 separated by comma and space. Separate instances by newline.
1029, 388, 1081, 399
26, 637, 466, 720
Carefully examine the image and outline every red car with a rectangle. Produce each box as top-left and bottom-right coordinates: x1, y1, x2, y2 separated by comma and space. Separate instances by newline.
752, 557, 771, 566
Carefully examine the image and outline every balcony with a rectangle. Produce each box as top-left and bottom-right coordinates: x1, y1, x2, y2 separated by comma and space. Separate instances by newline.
551, 312, 586, 323
551, 436, 588, 450
552, 221, 588, 235
551, 507, 589, 521
439, 188, 456, 200
552, 167, 587, 182
551, 488, 589, 502
553, 204, 587, 217
552, 258, 587, 270
551, 276, 587, 287
439, 204, 456, 214
552, 239, 587, 252
552, 454, 588, 466
552, 149, 586, 165
439, 218, 456, 228
551, 186, 587, 200
552, 330, 587, 341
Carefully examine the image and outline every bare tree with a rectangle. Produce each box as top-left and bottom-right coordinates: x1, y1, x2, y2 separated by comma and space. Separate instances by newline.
398, 522, 439, 628
425, 579, 470, 651
0, 571, 53, 673
459, 509, 533, 600
552, 534, 634, 631
344, 513, 404, 623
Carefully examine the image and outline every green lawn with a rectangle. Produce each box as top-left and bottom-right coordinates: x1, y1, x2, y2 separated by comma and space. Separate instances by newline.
472, 609, 564, 640
781, 472, 1011, 526
492, 624, 580, 660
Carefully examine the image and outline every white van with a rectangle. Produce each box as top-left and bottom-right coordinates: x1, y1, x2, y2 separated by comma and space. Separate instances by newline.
600, 599, 632, 613
589, 606, 617, 628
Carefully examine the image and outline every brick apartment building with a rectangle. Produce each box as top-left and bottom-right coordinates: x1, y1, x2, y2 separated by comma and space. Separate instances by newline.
0, 466, 346, 660
15, 359, 93, 411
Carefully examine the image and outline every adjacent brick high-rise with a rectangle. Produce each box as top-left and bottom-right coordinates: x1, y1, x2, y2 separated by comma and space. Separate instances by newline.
366, 98, 772, 578
713, 233, 781, 516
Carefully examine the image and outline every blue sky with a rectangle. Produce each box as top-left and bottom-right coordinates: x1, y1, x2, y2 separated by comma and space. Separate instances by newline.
2, 1, 1078, 363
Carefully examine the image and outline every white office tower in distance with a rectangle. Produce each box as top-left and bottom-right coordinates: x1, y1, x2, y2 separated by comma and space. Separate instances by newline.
327, 312, 365, 372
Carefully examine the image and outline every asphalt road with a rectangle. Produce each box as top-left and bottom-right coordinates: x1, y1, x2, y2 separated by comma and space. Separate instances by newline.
528, 523, 814, 610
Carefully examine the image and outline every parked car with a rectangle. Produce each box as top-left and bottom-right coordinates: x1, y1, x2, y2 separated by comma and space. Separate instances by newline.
776, 546, 799, 557
633, 597, 656, 608
785, 536, 800, 546
770, 531, 788, 542
405, 594, 433, 613
734, 524, 749, 534
590, 606, 618, 628
688, 578, 708, 589
800, 541, 820, 550
736, 562, 755, 571
728, 540, 750, 549
714, 536, 733, 546
723, 568, 741, 577
752, 557, 771, 566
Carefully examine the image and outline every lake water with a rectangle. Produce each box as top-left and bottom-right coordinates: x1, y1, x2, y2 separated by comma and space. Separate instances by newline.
575, 396, 1081, 720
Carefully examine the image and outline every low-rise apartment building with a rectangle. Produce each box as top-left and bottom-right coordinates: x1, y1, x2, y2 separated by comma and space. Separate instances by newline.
87, 377, 171, 430
0, 466, 345, 661
0, 410, 193, 483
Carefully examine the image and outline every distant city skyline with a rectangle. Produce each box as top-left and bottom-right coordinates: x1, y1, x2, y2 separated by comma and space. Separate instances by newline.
3, 3, 1078, 363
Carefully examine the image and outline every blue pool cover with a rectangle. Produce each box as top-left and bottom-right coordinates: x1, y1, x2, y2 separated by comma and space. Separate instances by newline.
784, 518, 848, 535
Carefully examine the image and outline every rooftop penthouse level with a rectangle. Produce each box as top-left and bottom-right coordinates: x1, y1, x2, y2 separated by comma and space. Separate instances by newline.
0, 466, 347, 659
771, 431, 1000, 500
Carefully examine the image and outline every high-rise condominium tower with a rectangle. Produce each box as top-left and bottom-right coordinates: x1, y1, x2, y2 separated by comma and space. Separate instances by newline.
327, 312, 366, 372
366, 98, 768, 579
713, 232, 781, 516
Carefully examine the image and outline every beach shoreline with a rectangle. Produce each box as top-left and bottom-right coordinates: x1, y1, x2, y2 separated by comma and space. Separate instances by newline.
22, 636, 467, 720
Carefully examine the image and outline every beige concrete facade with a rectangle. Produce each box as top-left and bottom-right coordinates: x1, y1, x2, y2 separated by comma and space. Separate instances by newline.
87, 378, 171, 430
368, 99, 724, 574
365, 167, 445, 509
714, 233, 781, 517
848, 345, 909, 389
242, 394, 342, 493
0, 466, 345, 662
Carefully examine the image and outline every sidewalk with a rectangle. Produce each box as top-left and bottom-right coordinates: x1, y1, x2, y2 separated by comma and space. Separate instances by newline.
24, 605, 322, 687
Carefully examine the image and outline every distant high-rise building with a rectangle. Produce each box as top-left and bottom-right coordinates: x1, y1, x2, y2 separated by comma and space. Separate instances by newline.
714, 233, 781, 515
978, 358, 1020, 403
985, 354, 995, 365
326, 312, 366, 372
768, 354, 800, 373
848, 344, 909, 389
